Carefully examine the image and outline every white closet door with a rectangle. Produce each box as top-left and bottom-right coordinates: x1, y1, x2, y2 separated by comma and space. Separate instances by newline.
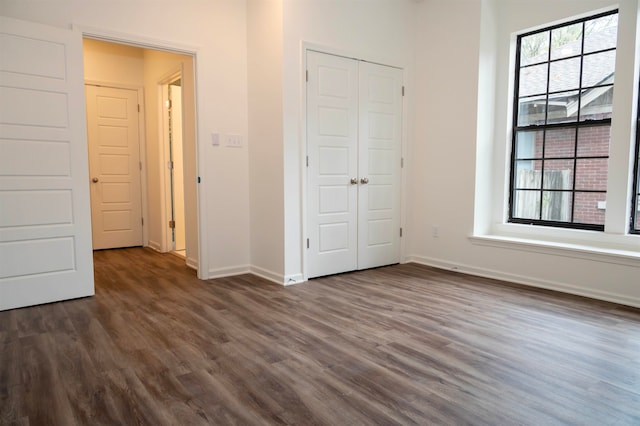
306, 51, 359, 278
0, 17, 94, 310
357, 61, 403, 270
306, 51, 403, 279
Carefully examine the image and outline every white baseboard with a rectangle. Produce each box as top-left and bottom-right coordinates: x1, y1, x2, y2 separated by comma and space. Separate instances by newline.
207, 264, 250, 279
284, 273, 306, 286
147, 240, 162, 252
406, 255, 640, 309
206, 264, 307, 286
186, 257, 198, 270
249, 265, 284, 285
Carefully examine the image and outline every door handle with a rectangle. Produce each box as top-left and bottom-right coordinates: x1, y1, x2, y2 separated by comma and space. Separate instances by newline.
92, 177, 99, 183
350, 178, 358, 185
360, 177, 369, 184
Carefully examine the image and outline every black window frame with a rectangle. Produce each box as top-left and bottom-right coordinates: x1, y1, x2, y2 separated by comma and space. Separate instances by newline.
631, 78, 640, 234
509, 9, 619, 232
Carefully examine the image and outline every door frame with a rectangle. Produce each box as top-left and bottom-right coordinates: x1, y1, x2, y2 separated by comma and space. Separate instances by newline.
159, 68, 184, 254
77, 25, 207, 279
84, 81, 148, 248
301, 43, 409, 281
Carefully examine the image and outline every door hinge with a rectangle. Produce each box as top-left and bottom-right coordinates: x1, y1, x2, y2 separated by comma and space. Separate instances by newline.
306, 238, 310, 249
306, 70, 309, 82
402, 86, 405, 96
137, 104, 140, 112
167, 160, 174, 170
169, 220, 175, 229
400, 228, 403, 237
166, 99, 172, 109
401, 158, 404, 168
139, 161, 142, 170
141, 217, 144, 226
306, 156, 309, 167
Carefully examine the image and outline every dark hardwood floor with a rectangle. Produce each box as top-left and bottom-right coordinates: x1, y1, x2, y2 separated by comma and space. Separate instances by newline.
1, 247, 639, 425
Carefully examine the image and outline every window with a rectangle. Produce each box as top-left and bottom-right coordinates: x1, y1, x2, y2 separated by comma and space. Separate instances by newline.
510, 10, 618, 231
632, 80, 640, 234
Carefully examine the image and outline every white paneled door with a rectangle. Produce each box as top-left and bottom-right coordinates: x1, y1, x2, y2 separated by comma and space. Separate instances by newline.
85, 85, 142, 249
307, 51, 403, 278
357, 61, 403, 270
0, 17, 94, 310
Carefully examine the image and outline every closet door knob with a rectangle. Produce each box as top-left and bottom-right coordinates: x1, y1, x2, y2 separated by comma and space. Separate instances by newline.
360, 177, 369, 184
92, 177, 99, 183
350, 178, 358, 185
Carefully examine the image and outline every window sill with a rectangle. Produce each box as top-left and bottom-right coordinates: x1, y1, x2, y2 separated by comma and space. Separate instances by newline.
471, 225, 640, 267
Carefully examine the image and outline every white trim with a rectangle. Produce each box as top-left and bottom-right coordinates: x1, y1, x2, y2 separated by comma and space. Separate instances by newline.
186, 257, 198, 270
284, 273, 306, 286
406, 254, 640, 309
76, 25, 202, 55
208, 265, 250, 279
159, 70, 183, 253
250, 265, 285, 285
300, 41, 309, 282
148, 240, 162, 252
470, 234, 640, 267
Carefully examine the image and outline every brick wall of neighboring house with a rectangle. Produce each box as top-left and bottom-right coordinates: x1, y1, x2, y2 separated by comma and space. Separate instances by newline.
532, 124, 610, 225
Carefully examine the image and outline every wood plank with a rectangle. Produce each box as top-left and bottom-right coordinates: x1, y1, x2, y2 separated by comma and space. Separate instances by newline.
0, 247, 639, 425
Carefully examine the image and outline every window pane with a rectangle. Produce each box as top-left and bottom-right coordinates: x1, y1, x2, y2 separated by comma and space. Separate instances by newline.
517, 95, 547, 126
519, 63, 548, 97
543, 160, 573, 189
521, 31, 549, 66
546, 90, 579, 124
549, 57, 581, 92
514, 160, 542, 189
582, 51, 616, 87
514, 190, 541, 219
580, 86, 613, 121
545, 128, 575, 158
584, 14, 618, 54
573, 192, 606, 225
577, 126, 610, 157
515, 130, 542, 159
575, 158, 608, 191
542, 191, 572, 221
551, 23, 583, 60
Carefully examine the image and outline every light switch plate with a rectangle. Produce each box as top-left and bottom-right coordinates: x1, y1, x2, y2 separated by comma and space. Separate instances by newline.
211, 132, 220, 146
225, 134, 242, 148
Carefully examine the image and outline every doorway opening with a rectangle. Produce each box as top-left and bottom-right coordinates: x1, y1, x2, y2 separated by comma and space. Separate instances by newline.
163, 76, 187, 259
82, 38, 199, 270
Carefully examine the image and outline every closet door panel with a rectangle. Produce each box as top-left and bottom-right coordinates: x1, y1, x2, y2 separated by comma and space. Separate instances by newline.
357, 62, 403, 270
306, 51, 359, 278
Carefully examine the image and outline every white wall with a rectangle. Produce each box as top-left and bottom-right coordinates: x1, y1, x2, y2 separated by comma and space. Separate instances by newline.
247, 0, 285, 283
0, 0, 250, 279
409, 0, 640, 307
281, 0, 418, 281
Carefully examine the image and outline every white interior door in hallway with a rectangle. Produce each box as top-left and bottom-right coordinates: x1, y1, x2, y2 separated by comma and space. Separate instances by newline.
0, 17, 94, 310
306, 51, 403, 278
85, 85, 143, 250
